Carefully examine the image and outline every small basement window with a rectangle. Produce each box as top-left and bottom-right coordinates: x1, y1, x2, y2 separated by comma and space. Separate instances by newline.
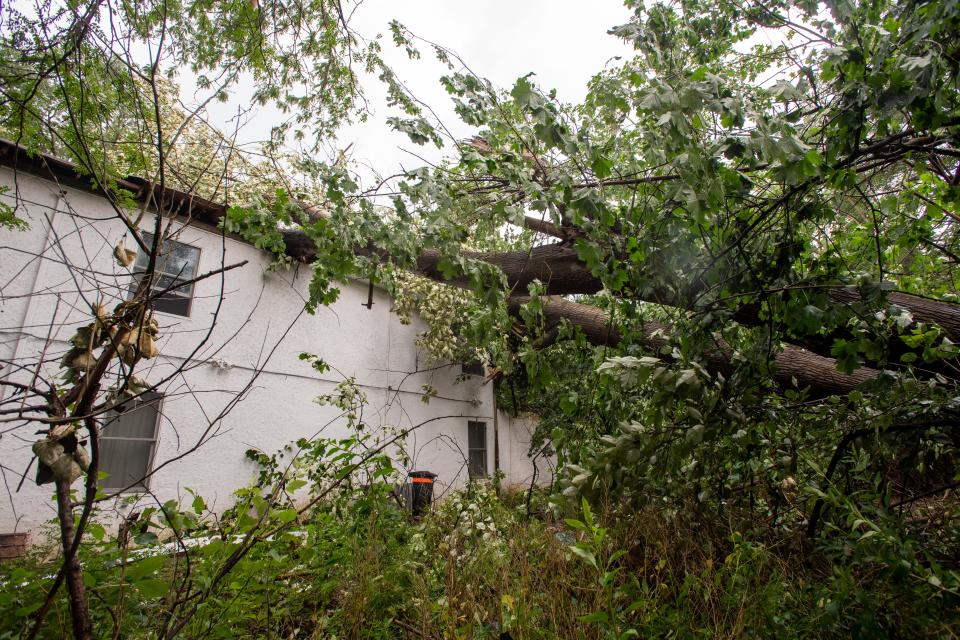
461, 360, 484, 377
99, 392, 162, 492
130, 232, 200, 317
467, 421, 487, 479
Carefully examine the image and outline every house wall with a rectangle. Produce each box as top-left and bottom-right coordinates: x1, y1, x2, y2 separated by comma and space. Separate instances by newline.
0, 168, 533, 533
498, 410, 556, 491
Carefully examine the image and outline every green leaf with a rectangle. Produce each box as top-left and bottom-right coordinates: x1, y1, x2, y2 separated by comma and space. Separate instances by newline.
590, 153, 613, 180
286, 478, 307, 492
87, 522, 106, 541
564, 518, 587, 531
511, 75, 538, 108
436, 256, 458, 280
569, 545, 598, 569
534, 120, 565, 148
135, 578, 170, 599
133, 531, 158, 546
16, 601, 43, 617
276, 508, 299, 524
580, 611, 609, 624
830, 339, 861, 374
560, 392, 579, 415
581, 497, 594, 529
126, 555, 165, 580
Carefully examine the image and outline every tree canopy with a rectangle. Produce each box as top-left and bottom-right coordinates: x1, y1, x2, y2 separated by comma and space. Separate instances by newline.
229, 0, 960, 587
2, 0, 960, 633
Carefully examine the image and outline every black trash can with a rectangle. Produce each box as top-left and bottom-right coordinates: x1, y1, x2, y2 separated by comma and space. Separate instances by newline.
408, 471, 437, 516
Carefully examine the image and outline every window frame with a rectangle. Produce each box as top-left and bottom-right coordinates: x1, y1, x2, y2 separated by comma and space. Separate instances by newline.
129, 231, 202, 318
467, 420, 488, 479
99, 392, 163, 494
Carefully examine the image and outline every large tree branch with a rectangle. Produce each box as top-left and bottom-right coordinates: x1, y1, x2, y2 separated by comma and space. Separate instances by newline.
508, 296, 879, 396
290, 224, 875, 394
282, 230, 960, 376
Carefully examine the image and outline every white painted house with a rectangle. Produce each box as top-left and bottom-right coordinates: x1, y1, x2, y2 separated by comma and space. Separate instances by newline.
0, 143, 548, 535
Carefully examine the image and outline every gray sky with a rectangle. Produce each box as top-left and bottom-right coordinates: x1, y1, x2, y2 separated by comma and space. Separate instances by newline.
185, 0, 635, 186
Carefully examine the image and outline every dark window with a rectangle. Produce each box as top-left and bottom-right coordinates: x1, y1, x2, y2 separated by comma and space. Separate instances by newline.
467, 421, 487, 479
100, 392, 162, 492
461, 361, 484, 377
129, 232, 200, 317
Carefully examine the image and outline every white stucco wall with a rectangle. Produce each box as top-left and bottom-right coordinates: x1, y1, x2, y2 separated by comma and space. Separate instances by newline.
0, 168, 532, 533
498, 410, 555, 490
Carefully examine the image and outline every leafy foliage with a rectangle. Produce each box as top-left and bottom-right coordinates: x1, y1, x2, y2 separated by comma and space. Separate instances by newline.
5, 0, 960, 636
3, 477, 957, 639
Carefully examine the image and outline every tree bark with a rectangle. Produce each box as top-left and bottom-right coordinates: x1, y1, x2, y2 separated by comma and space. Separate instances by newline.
280, 230, 960, 375
282, 232, 602, 295
508, 296, 878, 396
55, 479, 93, 640
523, 215, 577, 241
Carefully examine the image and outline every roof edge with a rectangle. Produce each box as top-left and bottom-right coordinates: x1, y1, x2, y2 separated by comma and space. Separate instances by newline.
0, 139, 229, 230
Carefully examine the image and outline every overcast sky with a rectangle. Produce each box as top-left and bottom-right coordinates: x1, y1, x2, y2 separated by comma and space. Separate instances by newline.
185, 0, 635, 186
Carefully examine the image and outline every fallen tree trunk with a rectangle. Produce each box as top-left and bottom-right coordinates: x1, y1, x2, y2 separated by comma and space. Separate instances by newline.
495, 214, 960, 344
507, 296, 879, 396
285, 231, 960, 340
289, 227, 878, 395
282, 230, 960, 377
282, 232, 601, 295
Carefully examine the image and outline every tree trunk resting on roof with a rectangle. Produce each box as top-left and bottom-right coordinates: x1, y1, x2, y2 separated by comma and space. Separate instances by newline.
282, 229, 960, 378
506, 296, 879, 397
517, 215, 960, 344
283, 230, 960, 341
283, 229, 882, 395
